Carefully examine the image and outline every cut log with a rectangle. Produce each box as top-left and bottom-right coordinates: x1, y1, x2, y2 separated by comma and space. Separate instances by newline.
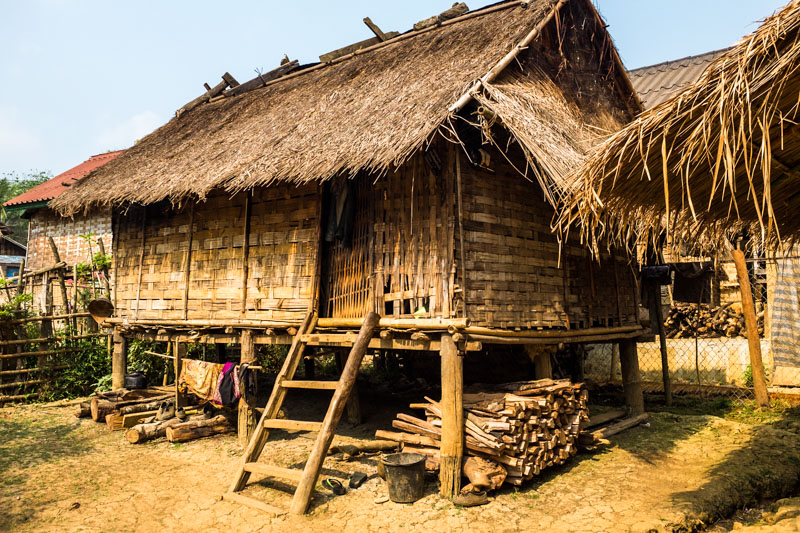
583, 409, 626, 429
75, 402, 91, 418
328, 440, 398, 457
166, 415, 233, 443
125, 417, 185, 444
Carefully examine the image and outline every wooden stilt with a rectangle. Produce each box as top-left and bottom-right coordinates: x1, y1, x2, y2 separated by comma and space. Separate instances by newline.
238, 329, 258, 446
174, 341, 187, 408
439, 333, 463, 498
112, 330, 127, 390
335, 350, 362, 424
619, 339, 644, 415
732, 249, 770, 407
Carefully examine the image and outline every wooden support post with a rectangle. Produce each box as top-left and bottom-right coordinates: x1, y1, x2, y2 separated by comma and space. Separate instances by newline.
732, 249, 770, 407
72, 264, 79, 331
439, 333, 463, 498
174, 341, 187, 408
650, 284, 672, 406
134, 208, 147, 321
238, 330, 258, 446
112, 330, 127, 390
619, 339, 644, 415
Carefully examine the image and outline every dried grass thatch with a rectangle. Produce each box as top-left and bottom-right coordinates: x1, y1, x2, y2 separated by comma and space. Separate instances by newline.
54, 1, 559, 214
558, 0, 800, 256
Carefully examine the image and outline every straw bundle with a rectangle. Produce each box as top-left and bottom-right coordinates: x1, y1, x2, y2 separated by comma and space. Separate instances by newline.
558, 1, 800, 256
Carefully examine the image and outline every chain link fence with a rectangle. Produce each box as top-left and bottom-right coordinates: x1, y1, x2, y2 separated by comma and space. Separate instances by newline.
584, 305, 773, 403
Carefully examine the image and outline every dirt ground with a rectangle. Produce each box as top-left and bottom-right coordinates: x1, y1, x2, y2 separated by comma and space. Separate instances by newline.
3, 391, 800, 533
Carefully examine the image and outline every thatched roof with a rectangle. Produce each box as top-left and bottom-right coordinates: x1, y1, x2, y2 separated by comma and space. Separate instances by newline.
558, 1, 800, 254
54, 0, 634, 214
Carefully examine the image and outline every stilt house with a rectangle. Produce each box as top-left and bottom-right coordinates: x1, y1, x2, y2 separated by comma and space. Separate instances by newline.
53, 0, 648, 501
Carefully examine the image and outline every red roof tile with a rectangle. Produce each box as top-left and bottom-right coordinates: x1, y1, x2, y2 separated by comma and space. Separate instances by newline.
4, 150, 125, 207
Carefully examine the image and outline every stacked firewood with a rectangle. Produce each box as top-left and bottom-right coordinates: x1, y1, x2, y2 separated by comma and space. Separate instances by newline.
377, 379, 588, 487
664, 303, 764, 338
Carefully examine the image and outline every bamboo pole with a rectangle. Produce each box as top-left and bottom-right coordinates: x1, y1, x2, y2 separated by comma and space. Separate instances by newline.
732, 249, 770, 407
439, 332, 463, 498
134, 208, 147, 321
455, 151, 467, 317
4, 261, 66, 283
448, 0, 568, 112
240, 192, 252, 315
96, 238, 111, 296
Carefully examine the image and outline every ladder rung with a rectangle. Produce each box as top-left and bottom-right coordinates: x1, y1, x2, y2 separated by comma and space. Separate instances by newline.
262, 419, 323, 432
281, 380, 339, 390
222, 492, 286, 515
243, 462, 303, 482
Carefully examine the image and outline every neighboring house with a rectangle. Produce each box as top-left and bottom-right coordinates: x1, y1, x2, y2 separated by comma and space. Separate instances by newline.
4, 150, 123, 310
0, 235, 26, 278
628, 49, 757, 308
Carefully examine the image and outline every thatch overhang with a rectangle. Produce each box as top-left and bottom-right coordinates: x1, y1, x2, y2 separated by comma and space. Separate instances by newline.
558, 1, 800, 255
53, 0, 636, 215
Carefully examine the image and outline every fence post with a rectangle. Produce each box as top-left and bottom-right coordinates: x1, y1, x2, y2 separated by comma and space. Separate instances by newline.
732, 249, 770, 407
112, 329, 127, 390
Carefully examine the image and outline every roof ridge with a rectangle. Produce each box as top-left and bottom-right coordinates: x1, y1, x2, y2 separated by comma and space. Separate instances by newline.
628, 47, 732, 76
185, 0, 529, 115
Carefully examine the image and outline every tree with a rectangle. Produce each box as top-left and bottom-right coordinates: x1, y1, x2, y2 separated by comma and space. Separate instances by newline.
0, 171, 51, 244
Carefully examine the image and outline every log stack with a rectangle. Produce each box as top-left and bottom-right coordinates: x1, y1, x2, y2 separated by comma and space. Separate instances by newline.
377, 379, 588, 487
664, 303, 764, 338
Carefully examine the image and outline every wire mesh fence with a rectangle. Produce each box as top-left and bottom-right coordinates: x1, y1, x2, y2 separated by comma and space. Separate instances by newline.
584, 317, 769, 403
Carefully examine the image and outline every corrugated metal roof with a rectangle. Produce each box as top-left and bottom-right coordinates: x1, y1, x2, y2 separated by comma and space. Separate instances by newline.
0, 255, 25, 265
4, 150, 124, 207
629, 49, 730, 109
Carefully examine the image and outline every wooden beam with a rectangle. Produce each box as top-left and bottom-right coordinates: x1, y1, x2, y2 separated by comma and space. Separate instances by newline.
439, 333, 463, 498
363, 17, 387, 41
650, 284, 672, 406
732, 249, 770, 407
47, 238, 70, 317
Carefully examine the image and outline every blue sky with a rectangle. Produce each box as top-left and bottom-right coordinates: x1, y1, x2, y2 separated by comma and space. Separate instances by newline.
0, 0, 788, 177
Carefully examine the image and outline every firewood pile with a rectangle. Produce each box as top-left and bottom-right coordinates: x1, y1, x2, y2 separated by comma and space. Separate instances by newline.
376, 379, 588, 487
664, 303, 764, 338
76, 388, 233, 444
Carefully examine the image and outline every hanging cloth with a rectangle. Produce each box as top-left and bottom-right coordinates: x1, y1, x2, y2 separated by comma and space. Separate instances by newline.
178, 359, 223, 401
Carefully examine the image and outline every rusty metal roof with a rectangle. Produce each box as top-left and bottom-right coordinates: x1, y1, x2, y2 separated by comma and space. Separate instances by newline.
629, 49, 730, 109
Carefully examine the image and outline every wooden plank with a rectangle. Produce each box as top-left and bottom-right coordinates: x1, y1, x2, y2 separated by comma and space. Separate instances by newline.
243, 463, 303, 482
281, 380, 338, 390
221, 492, 286, 516
261, 419, 322, 432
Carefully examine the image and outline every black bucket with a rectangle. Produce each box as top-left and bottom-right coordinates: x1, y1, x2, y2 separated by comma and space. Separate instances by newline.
381, 452, 425, 503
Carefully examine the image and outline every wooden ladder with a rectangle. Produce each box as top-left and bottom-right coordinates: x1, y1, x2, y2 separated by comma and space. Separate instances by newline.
224, 311, 380, 515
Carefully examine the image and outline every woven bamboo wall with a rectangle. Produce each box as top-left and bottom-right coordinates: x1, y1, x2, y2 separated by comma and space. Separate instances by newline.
459, 149, 638, 329
322, 149, 456, 319
113, 184, 318, 322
